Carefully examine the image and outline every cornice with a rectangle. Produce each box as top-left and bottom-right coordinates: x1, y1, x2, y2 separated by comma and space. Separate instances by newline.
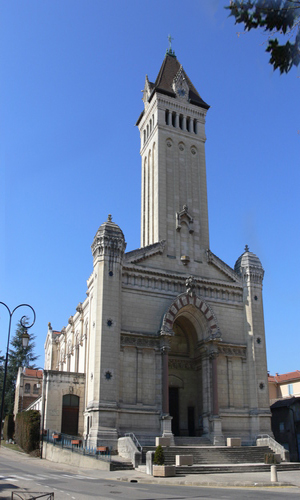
122, 264, 243, 290
207, 250, 241, 283
156, 94, 207, 119
124, 241, 166, 264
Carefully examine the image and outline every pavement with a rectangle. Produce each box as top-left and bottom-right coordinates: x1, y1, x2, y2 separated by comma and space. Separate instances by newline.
113, 467, 300, 489
1, 445, 300, 490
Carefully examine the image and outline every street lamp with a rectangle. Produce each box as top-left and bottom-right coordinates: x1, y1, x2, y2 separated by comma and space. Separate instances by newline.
0, 302, 36, 445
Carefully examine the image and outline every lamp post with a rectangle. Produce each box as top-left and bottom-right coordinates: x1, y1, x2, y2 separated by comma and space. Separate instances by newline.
0, 302, 36, 445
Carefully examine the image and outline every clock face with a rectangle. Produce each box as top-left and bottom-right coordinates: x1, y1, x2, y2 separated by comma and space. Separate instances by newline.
178, 88, 186, 97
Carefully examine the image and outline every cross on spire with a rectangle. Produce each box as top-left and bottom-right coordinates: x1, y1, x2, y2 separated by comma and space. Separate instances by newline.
166, 34, 176, 57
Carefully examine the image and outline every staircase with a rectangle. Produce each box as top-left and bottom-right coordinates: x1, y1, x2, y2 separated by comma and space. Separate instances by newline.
174, 436, 212, 446
111, 460, 134, 471
142, 445, 273, 465
175, 463, 300, 474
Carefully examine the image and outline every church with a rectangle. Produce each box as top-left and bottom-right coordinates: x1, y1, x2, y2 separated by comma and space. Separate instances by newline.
43, 48, 272, 449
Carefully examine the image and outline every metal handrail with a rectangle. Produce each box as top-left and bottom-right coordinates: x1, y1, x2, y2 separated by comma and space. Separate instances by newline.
124, 432, 142, 452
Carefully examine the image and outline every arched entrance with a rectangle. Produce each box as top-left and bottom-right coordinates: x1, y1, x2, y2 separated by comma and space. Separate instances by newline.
61, 394, 79, 435
168, 310, 205, 436
161, 292, 221, 439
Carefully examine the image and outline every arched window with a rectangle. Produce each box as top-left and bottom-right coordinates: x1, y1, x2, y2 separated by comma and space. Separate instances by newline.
24, 383, 30, 394
186, 117, 190, 132
61, 394, 79, 436
165, 109, 169, 125
75, 345, 79, 372
143, 129, 146, 144
33, 384, 39, 394
179, 114, 183, 130
172, 112, 176, 127
150, 119, 152, 133
193, 119, 197, 134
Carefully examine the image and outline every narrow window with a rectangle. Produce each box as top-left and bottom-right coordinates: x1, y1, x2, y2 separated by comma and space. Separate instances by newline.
75, 345, 79, 372
288, 384, 293, 395
186, 117, 190, 132
179, 114, 183, 130
172, 112, 176, 127
193, 119, 197, 134
143, 130, 146, 144
33, 384, 39, 394
147, 124, 149, 137
165, 109, 169, 125
25, 383, 30, 394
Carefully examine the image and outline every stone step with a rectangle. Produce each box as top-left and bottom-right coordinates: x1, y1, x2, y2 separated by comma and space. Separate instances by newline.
174, 436, 212, 446
142, 445, 274, 465
175, 462, 300, 475
111, 461, 134, 471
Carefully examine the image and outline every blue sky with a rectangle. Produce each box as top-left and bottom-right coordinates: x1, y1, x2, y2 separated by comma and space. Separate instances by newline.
1, 0, 299, 376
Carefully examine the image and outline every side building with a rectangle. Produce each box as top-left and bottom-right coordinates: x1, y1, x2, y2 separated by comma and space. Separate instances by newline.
14, 368, 43, 417
43, 50, 272, 449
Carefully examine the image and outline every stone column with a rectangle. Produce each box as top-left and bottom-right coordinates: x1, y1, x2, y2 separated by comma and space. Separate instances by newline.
211, 354, 219, 416
209, 349, 225, 445
162, 346, 169, 414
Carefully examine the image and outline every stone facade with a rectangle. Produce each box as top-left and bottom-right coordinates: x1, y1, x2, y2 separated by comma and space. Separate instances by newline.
43, 51, 272, 448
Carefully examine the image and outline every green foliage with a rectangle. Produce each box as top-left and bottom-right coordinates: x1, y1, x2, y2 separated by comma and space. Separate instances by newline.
3, 414, 15, 441
153, 444, 165, 465
265, 452, 277, 463
9, 318, 39, 374
227, 1, 300, 73
15, 410, 40, 453
0, 319, 39, 419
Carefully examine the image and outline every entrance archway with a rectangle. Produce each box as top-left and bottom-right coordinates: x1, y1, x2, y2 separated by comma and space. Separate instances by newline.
61, 394, 79, 435
168, 311, 204, 436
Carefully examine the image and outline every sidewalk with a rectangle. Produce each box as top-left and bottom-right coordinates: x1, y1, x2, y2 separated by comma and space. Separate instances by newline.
112, 468, 300, 489
1, 445, 300, 490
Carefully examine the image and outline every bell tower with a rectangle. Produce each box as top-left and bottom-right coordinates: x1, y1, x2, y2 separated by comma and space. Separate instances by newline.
136, 48, 210, 266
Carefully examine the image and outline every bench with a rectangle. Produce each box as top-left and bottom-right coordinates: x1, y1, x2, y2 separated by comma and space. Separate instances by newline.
97, 446, 109, 454
71, 439, 81, 446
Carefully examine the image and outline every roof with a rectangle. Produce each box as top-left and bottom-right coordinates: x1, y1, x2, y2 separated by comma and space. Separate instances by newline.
271, 396, 300, 409
24, 368, 43, 379
234, 245, 263, 276
268, 370, 300, 384
150, 54, 209, 110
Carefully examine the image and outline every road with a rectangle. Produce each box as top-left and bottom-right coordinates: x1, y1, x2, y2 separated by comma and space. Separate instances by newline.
1, 447, 300, 499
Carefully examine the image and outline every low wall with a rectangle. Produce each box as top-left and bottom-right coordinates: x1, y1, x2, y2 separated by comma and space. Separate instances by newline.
118, 437, 141, 467
42, 442, 111, 470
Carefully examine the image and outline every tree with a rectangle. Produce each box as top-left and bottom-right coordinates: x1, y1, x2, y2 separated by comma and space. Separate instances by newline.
227, 1, 300, 73
0, 319, 39, 416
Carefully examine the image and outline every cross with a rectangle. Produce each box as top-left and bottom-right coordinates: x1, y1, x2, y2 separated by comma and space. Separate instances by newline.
168, 34, 174, 51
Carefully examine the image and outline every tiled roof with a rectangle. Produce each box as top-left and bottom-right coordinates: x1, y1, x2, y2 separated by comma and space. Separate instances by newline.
150, 54, 209, 109
268, 370, 300, 384
24, 368, 43, 378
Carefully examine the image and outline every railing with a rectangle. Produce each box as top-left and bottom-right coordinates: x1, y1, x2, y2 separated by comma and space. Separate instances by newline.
11, 493, 54, 499
45, 431, 111, 462
124, 432, 142, 452
256, 433, 289, 461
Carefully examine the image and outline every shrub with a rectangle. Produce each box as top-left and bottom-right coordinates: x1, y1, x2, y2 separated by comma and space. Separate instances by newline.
3, 414, 15, 441
15, 410, 40, 453
153, 444, 165, 465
